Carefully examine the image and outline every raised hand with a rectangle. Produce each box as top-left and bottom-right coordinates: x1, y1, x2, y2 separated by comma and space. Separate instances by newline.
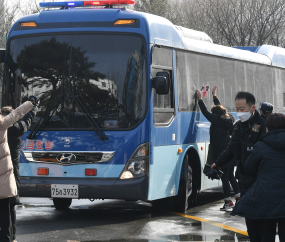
212, 85, 218, 96
196, 90, 202, 100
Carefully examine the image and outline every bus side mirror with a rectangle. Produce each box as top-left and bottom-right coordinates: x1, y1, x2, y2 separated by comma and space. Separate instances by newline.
152, 72, 170, 95
0, 48, 5, 63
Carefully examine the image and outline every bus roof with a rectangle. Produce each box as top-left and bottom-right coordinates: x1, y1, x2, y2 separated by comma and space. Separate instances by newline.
10, 7, 285, 69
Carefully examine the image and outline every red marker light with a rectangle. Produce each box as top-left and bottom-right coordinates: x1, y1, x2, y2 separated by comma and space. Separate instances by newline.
37, 168, 49, 175
85, 169, 97, 176
84, 0, 135, 6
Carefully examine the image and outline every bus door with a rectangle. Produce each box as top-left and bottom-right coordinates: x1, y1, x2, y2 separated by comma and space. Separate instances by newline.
149, 46, 178, 200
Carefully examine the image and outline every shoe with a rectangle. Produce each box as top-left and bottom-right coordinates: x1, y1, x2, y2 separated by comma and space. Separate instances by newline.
235, 197, 241, 204
13, 240, 17, 242
220, 200, 234, 211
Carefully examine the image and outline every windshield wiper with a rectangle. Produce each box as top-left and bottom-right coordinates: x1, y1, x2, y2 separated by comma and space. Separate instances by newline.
27, 95, 64, 139
73, 95, 108, 140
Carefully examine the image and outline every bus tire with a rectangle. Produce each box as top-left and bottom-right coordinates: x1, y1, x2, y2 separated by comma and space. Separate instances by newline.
53, 198, 72, 210
172, 154, 192, 212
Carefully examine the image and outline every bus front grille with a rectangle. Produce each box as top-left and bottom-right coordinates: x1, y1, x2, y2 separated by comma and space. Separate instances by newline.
22, 151, 115, 165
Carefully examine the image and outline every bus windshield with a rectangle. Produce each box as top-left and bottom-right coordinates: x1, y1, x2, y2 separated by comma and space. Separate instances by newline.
3, 34, 147, 130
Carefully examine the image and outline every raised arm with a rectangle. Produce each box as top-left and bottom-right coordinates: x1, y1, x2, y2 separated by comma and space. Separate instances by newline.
15, 106, 38, 136
212, 85, 221, 105
0, 101, 33, 130
196, 90, 219, 124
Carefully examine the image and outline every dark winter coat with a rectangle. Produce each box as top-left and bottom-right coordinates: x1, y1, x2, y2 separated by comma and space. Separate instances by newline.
198, 97, 235, 161
215, 110, 266, 195
8, 106, 37, 204
231, 129, 285, 219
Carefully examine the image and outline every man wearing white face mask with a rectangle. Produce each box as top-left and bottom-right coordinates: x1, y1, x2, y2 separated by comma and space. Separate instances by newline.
211, 91, 266, 242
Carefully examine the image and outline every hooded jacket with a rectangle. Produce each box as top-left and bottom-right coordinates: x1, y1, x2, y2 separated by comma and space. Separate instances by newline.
198, 97, 235, 161
0, 101, 33, 199
231, 129, 285, 219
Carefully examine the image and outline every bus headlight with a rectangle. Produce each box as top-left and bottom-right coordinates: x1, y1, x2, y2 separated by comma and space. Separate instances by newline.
120, 143, 150, 179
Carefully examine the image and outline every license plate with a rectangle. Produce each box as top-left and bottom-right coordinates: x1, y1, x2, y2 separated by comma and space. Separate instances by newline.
51, 184, 79, 198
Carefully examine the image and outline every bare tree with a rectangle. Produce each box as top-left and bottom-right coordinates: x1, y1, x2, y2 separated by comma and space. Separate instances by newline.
0, 0, 22, 88
0, 0, 22, 48
177, 0, 285, 47
135, 0, 169, 18
22, 0, 57, 15
0, 0, 54, 48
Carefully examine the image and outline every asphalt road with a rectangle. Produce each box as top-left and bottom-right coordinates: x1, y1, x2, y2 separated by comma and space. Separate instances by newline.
14, 187, 259, 242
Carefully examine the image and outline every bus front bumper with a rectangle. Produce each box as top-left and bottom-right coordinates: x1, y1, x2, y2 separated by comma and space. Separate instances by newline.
19, 176, 149, 201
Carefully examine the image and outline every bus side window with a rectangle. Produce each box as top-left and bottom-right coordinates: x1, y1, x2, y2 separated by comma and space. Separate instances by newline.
152, 46, 174, 126
152, 68, 174, 126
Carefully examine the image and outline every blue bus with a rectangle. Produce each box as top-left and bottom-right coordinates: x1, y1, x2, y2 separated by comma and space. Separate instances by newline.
1, 0, 285, 212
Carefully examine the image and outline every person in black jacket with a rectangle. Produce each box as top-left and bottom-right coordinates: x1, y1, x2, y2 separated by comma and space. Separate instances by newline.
211, 91, 266, 242
231, 113, 285, 242
2, 96, 38, 242
197, 86, 240, 211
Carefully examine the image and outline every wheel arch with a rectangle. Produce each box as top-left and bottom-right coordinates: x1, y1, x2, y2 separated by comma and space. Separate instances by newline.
175, 145, 202, 195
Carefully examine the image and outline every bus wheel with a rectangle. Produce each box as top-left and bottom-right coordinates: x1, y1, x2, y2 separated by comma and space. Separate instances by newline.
173, 154, 192, 212
53, 198, 72, 210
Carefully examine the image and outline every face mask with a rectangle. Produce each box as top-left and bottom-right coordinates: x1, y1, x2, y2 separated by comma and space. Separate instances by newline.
237, 107, 253, 122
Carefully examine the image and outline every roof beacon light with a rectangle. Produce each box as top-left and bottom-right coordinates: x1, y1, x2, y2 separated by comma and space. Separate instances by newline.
40, 0, 135, 8
84, 0, 135, 6
40, 2, 84, 8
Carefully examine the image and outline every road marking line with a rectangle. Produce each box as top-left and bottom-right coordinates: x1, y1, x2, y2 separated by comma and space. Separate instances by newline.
173, 212, 248, 236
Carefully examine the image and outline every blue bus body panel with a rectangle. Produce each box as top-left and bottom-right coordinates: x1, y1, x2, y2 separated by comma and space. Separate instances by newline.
149, 145, 178, 200
20, 117, 150, 178
9, 8, 186, 56
20, 162, 125, 178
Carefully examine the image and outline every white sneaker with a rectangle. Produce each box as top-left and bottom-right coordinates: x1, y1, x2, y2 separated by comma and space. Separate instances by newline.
220, 200, 234, 211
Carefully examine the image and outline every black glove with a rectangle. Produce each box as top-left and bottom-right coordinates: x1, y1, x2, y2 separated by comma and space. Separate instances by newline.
28, 96, 39, 107
206, 168, 224, 180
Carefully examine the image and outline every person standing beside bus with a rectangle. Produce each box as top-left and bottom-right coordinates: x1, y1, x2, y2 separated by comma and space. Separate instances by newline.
0, 100, 33, 242
196, 86, 240, 211
231, 113, 285, 242
2, 96, 39, 242
211, 91, 266, 242
234, 100, 272, 189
